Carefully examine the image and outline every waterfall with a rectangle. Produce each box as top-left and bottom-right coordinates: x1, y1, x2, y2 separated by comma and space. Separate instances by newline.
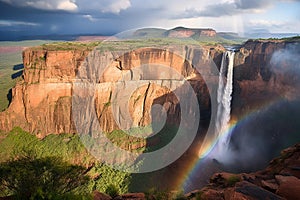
215, 51, 235, 144
198, 50, 235, 159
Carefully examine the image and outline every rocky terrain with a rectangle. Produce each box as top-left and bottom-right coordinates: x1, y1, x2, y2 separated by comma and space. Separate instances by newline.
89, 143, 300, 199
189, 143, 300, 200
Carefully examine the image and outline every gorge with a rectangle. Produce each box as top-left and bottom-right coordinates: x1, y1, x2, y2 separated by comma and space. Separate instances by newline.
0, 37, 300, 198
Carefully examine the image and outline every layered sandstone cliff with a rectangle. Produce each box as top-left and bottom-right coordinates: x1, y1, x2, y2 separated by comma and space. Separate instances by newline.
0, 43, 224, 137
1, 39, 299, 136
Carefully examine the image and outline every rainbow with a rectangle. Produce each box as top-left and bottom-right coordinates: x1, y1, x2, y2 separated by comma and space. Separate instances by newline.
175, 99, 285, 192
178, 121, 237, 191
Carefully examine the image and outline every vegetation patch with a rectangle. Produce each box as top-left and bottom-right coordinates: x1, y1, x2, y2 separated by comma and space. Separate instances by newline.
0, 153, 91, 199
0, 127, 131, 197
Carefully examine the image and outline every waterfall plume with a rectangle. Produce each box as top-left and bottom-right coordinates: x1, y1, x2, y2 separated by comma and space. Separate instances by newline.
216, 51, 235, 145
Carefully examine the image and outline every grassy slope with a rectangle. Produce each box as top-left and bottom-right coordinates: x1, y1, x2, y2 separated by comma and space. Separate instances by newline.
0, 127, 131, 195
0, 52, 22, 111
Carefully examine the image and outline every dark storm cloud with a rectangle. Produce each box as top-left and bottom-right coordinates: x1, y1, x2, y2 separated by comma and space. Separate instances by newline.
0, 0, 168, 39
0, 0, 299, 39
0, 0, 132, 13
0, 1, 133, 39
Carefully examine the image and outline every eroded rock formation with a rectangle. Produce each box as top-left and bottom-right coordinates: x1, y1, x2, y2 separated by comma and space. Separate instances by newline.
0, 44, 224, 137
1, 39, 300, 138
188, 143, 300, 200
232, 39, 300, 117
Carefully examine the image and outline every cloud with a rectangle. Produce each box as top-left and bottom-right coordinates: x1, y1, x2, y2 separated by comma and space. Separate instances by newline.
82, 14, 98, 22
0, 0, 299, 39
57, 0, 78, 11
180, 3, 237, 18
100, 0, 131, 14
176, 0, 300, 18
0, 0, 131, 14
76, 0, 131, 14
249, 19, 284, 28
0, 0, 78, 11
0, 20, 39, 26
235, 0, 273, 9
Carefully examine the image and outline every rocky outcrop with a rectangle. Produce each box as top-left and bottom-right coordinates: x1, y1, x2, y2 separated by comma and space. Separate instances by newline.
232, 39, 300, 117
91, 143, 300, 199
0, 48, 91, 137
0, 44, 224, 137
192, 143, 300, 200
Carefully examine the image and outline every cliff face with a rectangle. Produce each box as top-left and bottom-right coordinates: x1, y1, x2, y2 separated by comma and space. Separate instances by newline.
232, 40, 300, 116
1, 40, 299, 136
0, 44, 223, 137
0, 49, 90, 137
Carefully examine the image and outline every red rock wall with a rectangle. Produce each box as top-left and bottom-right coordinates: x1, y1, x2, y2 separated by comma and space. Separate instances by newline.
232, 40, 300, 116
0, 45, 223, 136
2, 40, 298, 136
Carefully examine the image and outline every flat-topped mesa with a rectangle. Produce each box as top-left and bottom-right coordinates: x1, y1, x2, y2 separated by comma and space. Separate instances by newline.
166, 27, 217, 38
0, 43, 223, 137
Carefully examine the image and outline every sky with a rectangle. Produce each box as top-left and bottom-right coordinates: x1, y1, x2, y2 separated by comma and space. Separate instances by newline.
0, 0, 300, 39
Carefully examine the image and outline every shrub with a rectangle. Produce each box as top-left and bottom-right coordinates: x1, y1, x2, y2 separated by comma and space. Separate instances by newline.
105, 184, 119, 198
0, 152, 90, 199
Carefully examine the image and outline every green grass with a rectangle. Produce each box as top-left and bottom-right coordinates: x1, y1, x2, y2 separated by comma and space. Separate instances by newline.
0, 125, 189, 194
0, 127, 131, 196
96, 37, 240, 52
37, 41, 101, 51
104, 124, 180, 153
282, 35, 300, 42
0, 52, 22, 111
0, 127, 91, 164
106, 128, 148, 153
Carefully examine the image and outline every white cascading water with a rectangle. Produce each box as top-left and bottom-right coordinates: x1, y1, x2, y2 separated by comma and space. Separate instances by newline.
215, 51, 235, 146
198, 50, 235, 159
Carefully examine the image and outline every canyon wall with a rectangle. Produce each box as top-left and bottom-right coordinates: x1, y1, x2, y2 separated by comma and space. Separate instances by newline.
1, 39, 299, 136
232, 40, 300, 116
0, 44, 223, 137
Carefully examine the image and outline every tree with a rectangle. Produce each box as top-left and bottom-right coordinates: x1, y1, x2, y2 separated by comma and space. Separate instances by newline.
0, 153, 90, 199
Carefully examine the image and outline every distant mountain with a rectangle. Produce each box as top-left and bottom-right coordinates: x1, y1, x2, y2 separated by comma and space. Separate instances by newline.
131, 27, 246, 45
